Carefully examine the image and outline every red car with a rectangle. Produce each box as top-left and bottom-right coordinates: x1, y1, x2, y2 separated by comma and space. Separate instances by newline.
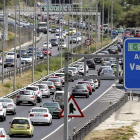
77, 81, 92, 95
122, 31, 131, 39
42, 47, 51, 56
135, 32, 140, 37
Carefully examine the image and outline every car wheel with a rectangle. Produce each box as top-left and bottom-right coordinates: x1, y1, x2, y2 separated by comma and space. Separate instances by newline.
16, 102, 20, 105
1, 115, 4, 122
12, 111, 15, 115
29, 134, 33, 138
96, 86, 99, 89
47, 95, 50, 98
4, 116, 6, 121
92, 89, 95, 92
86, 94, 89, 98
89, 91, 92, 95
58, 116, 60, 119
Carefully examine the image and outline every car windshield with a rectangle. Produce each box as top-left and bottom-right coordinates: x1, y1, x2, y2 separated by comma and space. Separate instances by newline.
19, 91, 32, 95
31, 109, 47, 112
0, 99, 12, 102
111, 65, 117, 68
69, 68, 76, 72
7, 53, 14, 55
12, 119, 29, 124
38, 23, 47, 27
43, 102, 58, 107
55, 93, 63, 100
48, 78, 59, 82
5, 59, 14, 62
26, 87, 38, 91
28, 54, 33, 56
78, 82, 88, 85
74, 85, 85, 89
104, 58, 110, 61
28, 48, 33, 50
55, 34, 59, 36
22, 56, 30, 58
42, 48, 48, 51
51, 39, 57, 41
42, 81, 52, 85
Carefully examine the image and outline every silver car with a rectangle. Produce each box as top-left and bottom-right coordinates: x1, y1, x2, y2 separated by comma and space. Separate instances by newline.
0, 98, 16, 115
0, 128, 11, 140
47, 77, 62, 90
41, 81, 56, 95
54, 73, 65, 86
34, 84, 50, 98
100, 69, 115, 78
83, 79, 96, 92
26, 86, 42, 103
16, 90, 37, 106
72, 84, 89, 98
68, 67, 79, 76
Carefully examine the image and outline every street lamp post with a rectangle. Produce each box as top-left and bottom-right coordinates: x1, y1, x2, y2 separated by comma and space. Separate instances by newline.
101, 0, 104, 48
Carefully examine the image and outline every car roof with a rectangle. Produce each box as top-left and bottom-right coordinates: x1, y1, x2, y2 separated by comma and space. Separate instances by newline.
27, 85, 38, 88
55, 91, 64, 93
55, 73, 64, 75
12, 117, 29, 120
31, 107, 48, 110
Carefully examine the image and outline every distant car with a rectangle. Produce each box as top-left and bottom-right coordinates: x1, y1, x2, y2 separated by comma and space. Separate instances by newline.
54, 33, 64, 40
34, 84, 50, 98
112, 30, 118, 35
42, 102, 62, 119
58, 42, 67, 50
41, 47, 52, 56
41, 81, 56, 95
100, 69, 115, 77
0, 128, 11, 140
55, 27, 62, 33
86, 59, 96, 69
6, 52, 15, 59
118, 28, 124, 33
89, 74, 100, 88
98, 66, 112, 76
107, 46, 118, 54
123, 30, 131, 37
114, 44, 121, 52
17, 49, 27, 58
0, 103, 6, 122
50, 38, 58, 46
73, 64, 84, 75
72, 84, 89, 98
4, 58, 15, 68
26, 86, 42, 103
94, 57, 104, 64
47, 77, 62, 90
16, 90, 37, 106
29, 107, 52, 125
70, 36, 80, 44
43, 42, 52, 49
21, 55, 32, 64
54, 73, 65, 85
69, 28, 76, 36
9, 117, 34, 137
77, 62, 89, 73
51, 28, 57, 33
0, 98, 16, 115
135, 32, 140, 37
36, 51, 44, 59
0, 56, 2, 65
68, 67, 79, 76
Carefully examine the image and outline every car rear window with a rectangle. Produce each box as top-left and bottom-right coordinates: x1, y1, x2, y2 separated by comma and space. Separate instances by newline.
103, 69, 113, 73
19, 91, 32, 95
43, 102, 58, 107
0, 99, 12, 102
74, 85, 85, 89
26, 87, 38, 91
42, 81, 52, 86
55, 93, 63, 99
48, 78, 59, 82
36, 85, 46, 89
31, 109, 47, 112
55, 74, 64, 77
12, 119, 29, 124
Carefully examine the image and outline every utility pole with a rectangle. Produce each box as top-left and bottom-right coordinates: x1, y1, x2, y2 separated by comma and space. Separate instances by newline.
47, 0, 49, 75
19, 0, 22, 77
101, 0, 104, 48
35, 0, 37, 70
2, 0, 5, 83
107, 0, 110, 44
111, 0, 113, 36
13, 0, 18, 91
95, 0, 98, 51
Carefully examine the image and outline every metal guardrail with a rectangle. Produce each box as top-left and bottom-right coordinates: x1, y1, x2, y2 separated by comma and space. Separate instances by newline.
3, 36, 118, 99
71, 94, 128, 140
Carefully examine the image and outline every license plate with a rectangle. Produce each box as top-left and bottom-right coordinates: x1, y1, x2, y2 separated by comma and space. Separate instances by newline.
17, 126, 24, 128
22, 101, 28, 103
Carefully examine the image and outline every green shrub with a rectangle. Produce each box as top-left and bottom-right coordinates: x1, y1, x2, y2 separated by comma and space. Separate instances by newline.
36, 65, 43, 72
4, 83, 12, 88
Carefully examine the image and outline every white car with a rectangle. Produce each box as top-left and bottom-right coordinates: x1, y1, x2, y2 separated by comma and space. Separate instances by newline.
70, 36, 80, 43
0, 128, 11, 140
54, 33, 64, 39
0, 56, 2, 65
21, 55, 32, 64
26, 86, 42, 103
55, 27, 62, 33
68, 67, 79, 76
77, 62, 89, 73
34, 84, 50, 98
6, 52, 15, 59
43, 42, 52, 49
58, 42, 67, 50
54, 73, 65, 85
0, 98, 16, 115
29, 107, 52, 125
0, 103, 6, 122
73, 64, 84, 75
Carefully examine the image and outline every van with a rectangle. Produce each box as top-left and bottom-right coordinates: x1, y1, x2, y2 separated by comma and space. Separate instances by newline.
52, 91, 70, 108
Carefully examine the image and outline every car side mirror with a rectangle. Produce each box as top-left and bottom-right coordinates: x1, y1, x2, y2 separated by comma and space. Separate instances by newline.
28, 111, 30, 113
40, 106, 42, 107
9, 122, 11, 124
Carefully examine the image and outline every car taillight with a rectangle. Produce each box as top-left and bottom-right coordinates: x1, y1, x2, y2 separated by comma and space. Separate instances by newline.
55, 108, 60, 111
85, 90, 88, 92
44, 114, 48, 117
76, 72, 78, 74
0, 108, 3, 111
10, 124, 13, 128
94, 81, 97, 83
17, 95, 20, 98
27, 124, 30, 129
102, 73, 104, 74
8, 104, 13, 106
49, 86, 54, 89
113, 73, 115, 75
38, 91, 40, 94
45, 89, 48, 91
72, 89, 75, 92
31, 96, 35, 98
81, 69, 83, 70
0, 135, 5, 138
55, 82, 60, 84
30, 114, 34, 117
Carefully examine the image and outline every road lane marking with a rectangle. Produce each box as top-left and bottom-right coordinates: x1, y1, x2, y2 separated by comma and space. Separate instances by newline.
41, 83, 116, 140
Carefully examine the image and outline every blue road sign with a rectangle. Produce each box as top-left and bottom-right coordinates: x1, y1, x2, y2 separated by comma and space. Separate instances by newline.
110, 36, 113, 40
123, 37, 140, 90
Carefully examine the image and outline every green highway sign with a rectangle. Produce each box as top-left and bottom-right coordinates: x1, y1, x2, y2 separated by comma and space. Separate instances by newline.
44, 5, 68, 12
128, 43, 140, 51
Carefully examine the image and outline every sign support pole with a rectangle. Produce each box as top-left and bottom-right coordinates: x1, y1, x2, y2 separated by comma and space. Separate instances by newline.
130, 91, 131, 114
70, 118, 73, 140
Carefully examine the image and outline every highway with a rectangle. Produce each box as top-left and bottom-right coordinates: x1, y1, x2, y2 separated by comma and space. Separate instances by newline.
0, 32, 125, 140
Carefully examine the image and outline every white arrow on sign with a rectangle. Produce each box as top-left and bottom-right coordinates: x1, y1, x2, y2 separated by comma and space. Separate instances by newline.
59, 95, 84, 117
